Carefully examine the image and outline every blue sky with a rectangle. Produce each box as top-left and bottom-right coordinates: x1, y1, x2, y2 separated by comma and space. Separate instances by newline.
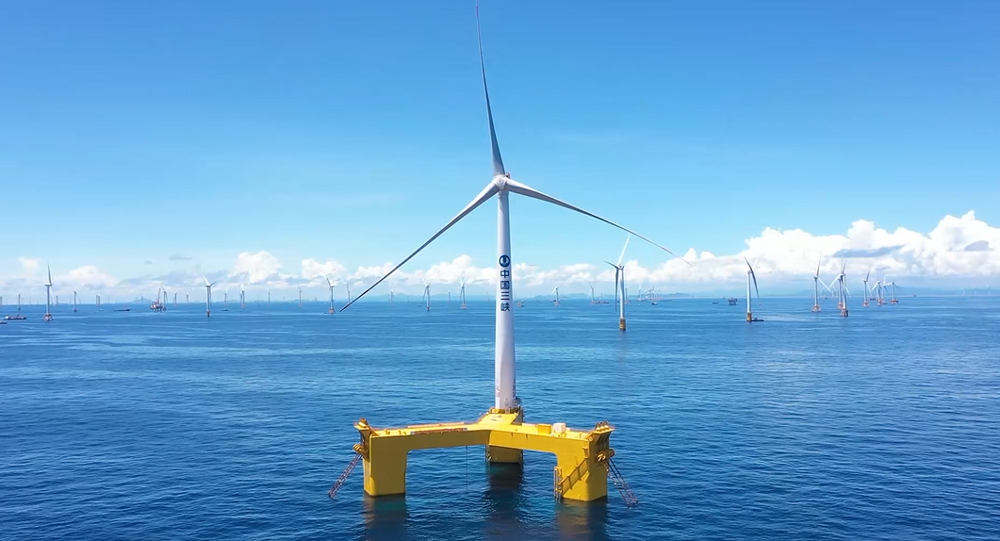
1, 1, 998, 296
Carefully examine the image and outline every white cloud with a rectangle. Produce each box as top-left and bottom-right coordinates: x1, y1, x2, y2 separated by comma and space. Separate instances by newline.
301, 258, 348, 283
4, 211, 999, 299
231, 251, 282, 284
19, 257, 39, 278
57, 266, 118, 290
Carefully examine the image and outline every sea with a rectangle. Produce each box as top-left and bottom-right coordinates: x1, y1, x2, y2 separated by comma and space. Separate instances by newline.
2, 296, 999, 540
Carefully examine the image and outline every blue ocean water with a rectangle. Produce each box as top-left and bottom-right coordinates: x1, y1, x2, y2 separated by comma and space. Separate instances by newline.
2, 296, 999, 540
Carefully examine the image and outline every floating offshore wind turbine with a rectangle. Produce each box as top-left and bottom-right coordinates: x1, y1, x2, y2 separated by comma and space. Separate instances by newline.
422, 283, 431, 312
589, 282, 596, 304
223, 290, 229, 311
202, 275, 218, 317
325, 275, 337, 314
43, 265, 53, 322
73, 290, 78, 313
606, 234, 631, 330
745, 258, 761, 322
552, 286, 560, 306
338, 9, 685, 416
174, 292, 177, 307
298, 287, 302, 307
812, 260, 821, 312
887, 279, 899, 304
240, 284, 246, 309
460, 277, 467, 309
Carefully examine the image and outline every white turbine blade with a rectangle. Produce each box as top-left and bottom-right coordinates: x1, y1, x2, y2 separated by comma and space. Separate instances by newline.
47, 265, 52, 285
340, 181, 500, 311
617, 234, 631, 267
504, 178, 689, 264
210, 281, 219, 287
745, 257, 760, 299
325, 275, 333, 287
604, 260, 619, 268
815, 259, 821, 278
202, 274, 210, 286
476, 3, 505, 177
819, 278, 835, 294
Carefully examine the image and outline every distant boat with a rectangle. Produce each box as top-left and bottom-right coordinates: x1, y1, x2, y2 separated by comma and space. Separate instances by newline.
4, 314, 27, 320
727, 297, 738, 305
114, 307, 131, 312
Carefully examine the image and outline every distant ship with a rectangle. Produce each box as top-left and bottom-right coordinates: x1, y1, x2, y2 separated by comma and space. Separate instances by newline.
4, 314, 27, 321
727, 297, 738, 305
114, 307, 131, 312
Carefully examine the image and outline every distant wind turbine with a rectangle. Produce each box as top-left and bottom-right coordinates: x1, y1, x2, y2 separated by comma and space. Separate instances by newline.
606, 234, 631, 330
73, 290, 78, 313
862, 270, 871, 308
202, 275, 218, 317
460, 277, 467, 309
745, 258, 761, 322
44, 265, 53, 322
240, 284, 246, 309
325, 276, 337, 314
422, 282, 431, 312
812, 260, 821, 312
834, 262, 848, 317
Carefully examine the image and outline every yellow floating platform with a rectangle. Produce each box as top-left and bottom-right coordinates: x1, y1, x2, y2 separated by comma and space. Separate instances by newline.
352, 409, 616, 502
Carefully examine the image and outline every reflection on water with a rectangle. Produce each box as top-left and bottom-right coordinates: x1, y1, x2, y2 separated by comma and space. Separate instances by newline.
482, 462, 525, 539
362, 495, 408, 541
556, 500, 610, 541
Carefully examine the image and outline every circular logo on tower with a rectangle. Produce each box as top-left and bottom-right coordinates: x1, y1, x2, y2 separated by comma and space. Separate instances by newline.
499, 255, 510, 267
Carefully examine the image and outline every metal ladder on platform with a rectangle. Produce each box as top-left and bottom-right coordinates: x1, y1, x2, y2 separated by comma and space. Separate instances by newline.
328, 452, 362, 499
605, 457, 638, 507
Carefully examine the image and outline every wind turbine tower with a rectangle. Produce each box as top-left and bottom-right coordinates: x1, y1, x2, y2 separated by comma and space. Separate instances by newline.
422, 283, 431, 312
836, 264, 849, 317
862, 271, 871, 308
240, 285, 246, 309
325, 276, 337, 314
298, 287, 302, 308
202, 276, 217, 317
73, 291, 78, 313
460, 278, 467, 309
812, 260, 821, 312
43, 266, 53, 322
606, 235, 630, 330
329, 7, 682, 504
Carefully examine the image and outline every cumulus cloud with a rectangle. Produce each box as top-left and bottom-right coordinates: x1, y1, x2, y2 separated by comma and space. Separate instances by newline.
301, 258, 348, 283
231, 251, 283, 284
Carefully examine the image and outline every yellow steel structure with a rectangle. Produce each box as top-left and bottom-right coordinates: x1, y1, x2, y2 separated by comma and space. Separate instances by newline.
352, 411, 616, 502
